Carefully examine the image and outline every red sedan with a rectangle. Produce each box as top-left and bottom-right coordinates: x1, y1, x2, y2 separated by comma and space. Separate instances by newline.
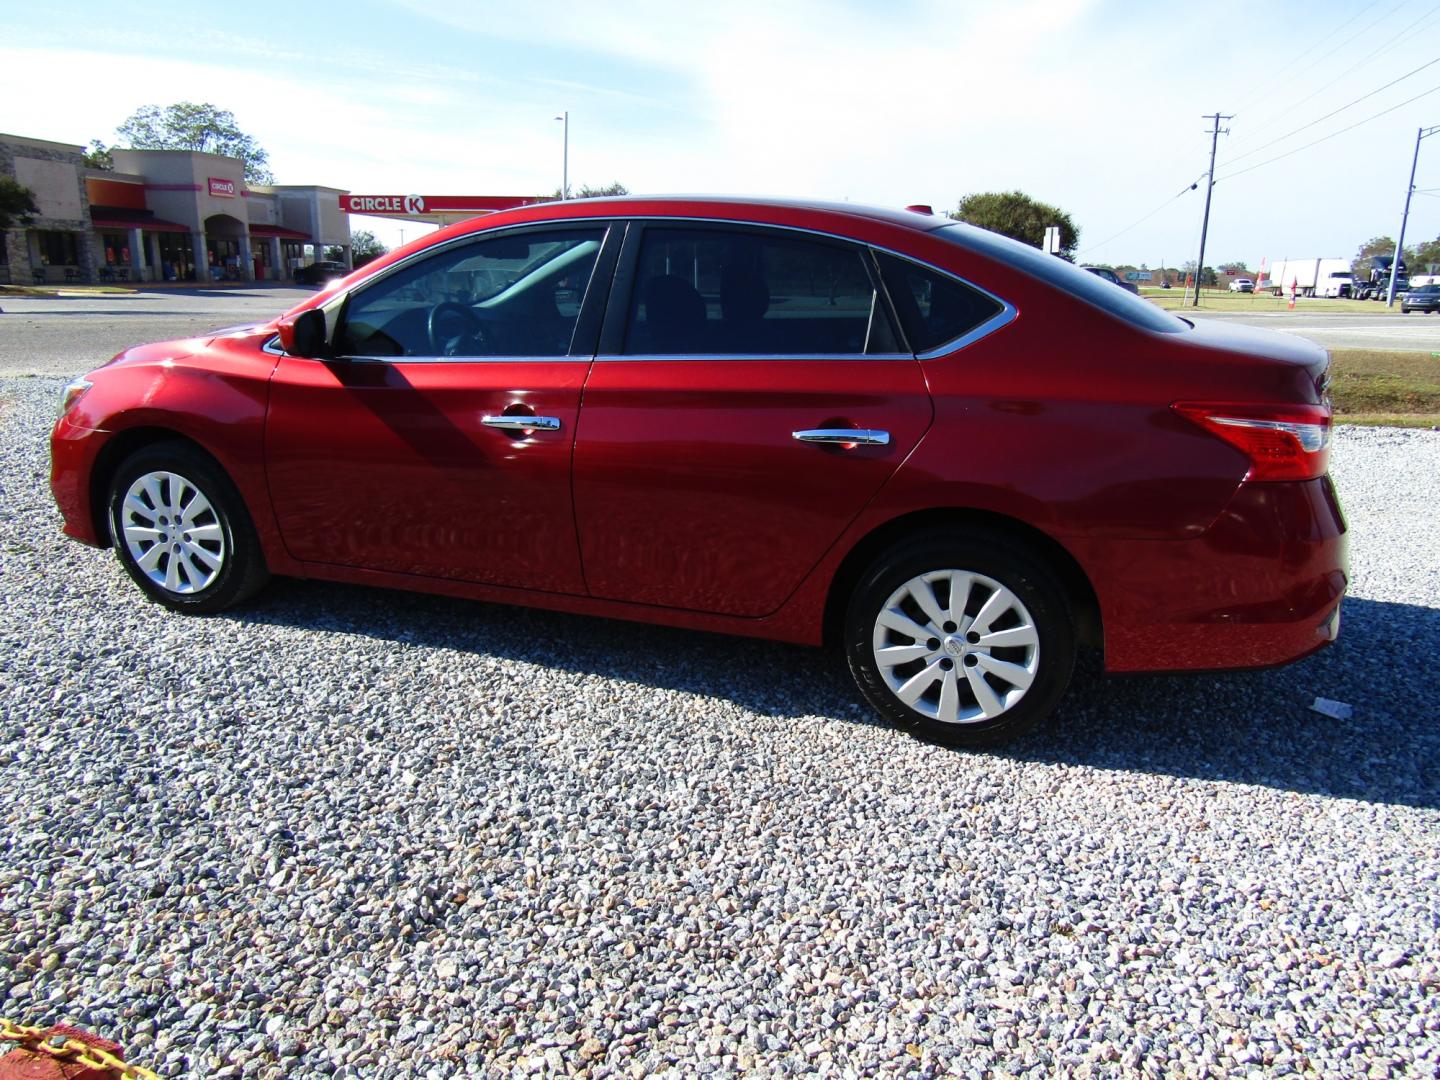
50, 197, 1347, 747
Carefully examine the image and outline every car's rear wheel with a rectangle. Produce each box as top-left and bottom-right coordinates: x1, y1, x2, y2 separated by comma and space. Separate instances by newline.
844, 533, 1075, 748
107, 442, 269, 613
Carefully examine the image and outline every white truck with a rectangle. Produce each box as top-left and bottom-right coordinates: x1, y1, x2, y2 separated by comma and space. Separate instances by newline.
1260, 258, 1355, 298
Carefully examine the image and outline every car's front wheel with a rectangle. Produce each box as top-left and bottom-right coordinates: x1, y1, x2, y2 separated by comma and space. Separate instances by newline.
845, 533, 1075, 748
107, 442, 269, 613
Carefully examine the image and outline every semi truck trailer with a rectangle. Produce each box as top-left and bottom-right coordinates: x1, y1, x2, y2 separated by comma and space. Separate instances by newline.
1261, 258, 1355, 298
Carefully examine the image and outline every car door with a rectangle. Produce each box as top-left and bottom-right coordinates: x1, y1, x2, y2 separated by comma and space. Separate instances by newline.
570, 222, 933, 617
265, 223, 617, 593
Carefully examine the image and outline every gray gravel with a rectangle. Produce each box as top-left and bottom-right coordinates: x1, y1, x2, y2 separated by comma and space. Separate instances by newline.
2, 374, 1438, 1078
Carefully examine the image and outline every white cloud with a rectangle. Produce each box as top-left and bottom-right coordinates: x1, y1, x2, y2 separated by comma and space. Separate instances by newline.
4, 1, 1438, 265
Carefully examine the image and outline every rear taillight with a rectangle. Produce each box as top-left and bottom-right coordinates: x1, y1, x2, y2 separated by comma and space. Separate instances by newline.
1172, 401, 1331, 481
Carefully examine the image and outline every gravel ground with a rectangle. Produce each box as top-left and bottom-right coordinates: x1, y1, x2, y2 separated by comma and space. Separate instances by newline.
1, 375, 1438, 1078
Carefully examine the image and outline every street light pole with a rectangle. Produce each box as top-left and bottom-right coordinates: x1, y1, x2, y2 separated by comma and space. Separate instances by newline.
555, 112, 569, 200
1387, 124, 1440, 307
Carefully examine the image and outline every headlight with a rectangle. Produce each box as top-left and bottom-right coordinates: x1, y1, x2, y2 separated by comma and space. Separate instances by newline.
58, 377, 92, 419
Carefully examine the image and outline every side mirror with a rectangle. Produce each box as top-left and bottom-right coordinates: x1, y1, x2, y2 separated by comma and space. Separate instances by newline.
276, 309, 328, 358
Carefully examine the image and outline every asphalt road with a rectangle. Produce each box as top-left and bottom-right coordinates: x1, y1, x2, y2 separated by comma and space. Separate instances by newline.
1188, 310, 1440, 352
0, 286, 314, 376
2, 288, 1437, 379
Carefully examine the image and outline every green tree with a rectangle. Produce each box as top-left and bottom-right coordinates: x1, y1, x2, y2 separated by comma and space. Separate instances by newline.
115, 103, 273, 185
82, 140, 113, 170
1179, 261, 1217, 287
350, 230, 388, 267
948, 190, 1080, 260
1408, 235, 1440, 274
0, 176, 40, 231
1351, 235, 1397, 277
1218, 261, 1250, 275
552, 181, 630, 199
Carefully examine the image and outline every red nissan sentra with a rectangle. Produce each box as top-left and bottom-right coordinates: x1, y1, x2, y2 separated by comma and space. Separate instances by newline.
50, 197, 1347, 747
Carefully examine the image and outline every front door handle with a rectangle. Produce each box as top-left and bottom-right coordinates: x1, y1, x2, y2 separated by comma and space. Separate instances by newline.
482, 415, 562, 432
792, 428, 890, 446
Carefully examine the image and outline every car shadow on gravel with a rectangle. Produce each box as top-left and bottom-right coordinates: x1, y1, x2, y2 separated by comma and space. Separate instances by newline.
1007, 595, 1440, 810
235, 584, 1439, 809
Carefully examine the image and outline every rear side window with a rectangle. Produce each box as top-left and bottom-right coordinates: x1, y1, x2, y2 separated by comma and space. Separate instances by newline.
622, 227, 899, 356
937, 222, 1187, 334
875, 252, 1005, 354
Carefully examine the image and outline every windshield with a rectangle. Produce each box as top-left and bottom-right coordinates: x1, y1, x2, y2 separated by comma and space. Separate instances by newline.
936, 224, 1187, 334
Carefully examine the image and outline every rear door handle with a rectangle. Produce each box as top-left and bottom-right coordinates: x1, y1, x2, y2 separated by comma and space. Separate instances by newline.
792, 428, 890, 446
482, 415, 561, 432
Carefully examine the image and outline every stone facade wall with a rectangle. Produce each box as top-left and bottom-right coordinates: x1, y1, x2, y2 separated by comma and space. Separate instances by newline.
0, 135, 96, 284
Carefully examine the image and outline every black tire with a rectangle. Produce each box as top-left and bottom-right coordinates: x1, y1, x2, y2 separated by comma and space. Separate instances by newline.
107, 441, 269, 614
844, 532, 1075, 749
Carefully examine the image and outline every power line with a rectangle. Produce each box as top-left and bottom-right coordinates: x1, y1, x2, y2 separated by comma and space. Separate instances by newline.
1229, 1, 1387, 120
1232, 0, 1411, 123
1272, 5, 1440, 126
1231, 4, 1440, 145
1076, 177, 1205, 257
1080, 5, 1432, 262
1215, 81, 1440, 182
1219, 55, 1440, 168
1079, 4, 1400, 261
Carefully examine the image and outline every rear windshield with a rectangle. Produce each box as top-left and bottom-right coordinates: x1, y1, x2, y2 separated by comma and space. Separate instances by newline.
935, 223, 1188, 334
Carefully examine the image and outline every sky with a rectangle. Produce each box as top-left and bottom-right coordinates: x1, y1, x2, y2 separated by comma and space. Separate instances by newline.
3, 0, 1439, 271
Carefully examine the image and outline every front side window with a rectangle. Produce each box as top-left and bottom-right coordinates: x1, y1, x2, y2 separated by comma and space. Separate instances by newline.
622, 227, 898, 356
335, 227, 605, 358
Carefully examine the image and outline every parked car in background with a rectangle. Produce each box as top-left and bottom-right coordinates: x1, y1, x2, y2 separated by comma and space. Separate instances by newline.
293, 260, 348, 286
49, 196, 1346, 749
1080, 265, 1141, 295
1400, 283, 1440, 313
1229, 277, 1255, 293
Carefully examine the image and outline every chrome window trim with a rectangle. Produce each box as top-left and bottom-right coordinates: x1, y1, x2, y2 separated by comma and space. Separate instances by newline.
871, 247, 1019, 360
268, 335, 591, 364
610, 217, 1018, 362
914, 302, 1018, 361
313, 211, 1019, 360
332, 353, 593, 365
322, 220, 618, 306
594, 352, 913, 363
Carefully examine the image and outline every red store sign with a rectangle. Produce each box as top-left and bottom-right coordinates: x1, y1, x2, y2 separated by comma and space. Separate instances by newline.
208, 177, 237, 198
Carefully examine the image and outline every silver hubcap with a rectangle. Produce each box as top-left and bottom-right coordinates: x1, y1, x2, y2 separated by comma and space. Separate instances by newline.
872, 570, 1040, 724
119, 471, 226, 594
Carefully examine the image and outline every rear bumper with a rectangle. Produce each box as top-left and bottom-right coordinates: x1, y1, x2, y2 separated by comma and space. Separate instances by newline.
1069, 476, 1348, 673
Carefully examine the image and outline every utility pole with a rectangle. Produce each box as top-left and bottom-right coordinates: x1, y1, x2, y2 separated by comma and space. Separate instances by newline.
1387, 124, 1440, 306
1191, 112, 1232, 308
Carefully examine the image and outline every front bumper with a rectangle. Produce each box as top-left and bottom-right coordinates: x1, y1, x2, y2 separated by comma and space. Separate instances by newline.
50, 414, 110, 547
1068, 476, 1348, 673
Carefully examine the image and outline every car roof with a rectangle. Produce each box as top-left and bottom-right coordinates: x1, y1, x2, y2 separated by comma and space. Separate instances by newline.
438, 195, 955, 238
